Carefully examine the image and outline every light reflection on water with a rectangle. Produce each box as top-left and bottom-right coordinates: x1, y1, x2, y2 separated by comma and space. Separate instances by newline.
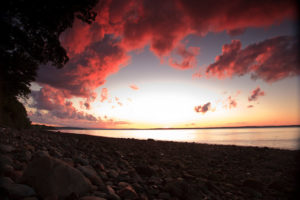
57, 127, 300, 150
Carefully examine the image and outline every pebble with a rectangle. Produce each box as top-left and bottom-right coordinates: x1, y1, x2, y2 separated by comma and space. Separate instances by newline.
0, 154, 13, 166
80, 196, 106, 200
118, 185, 138, 199
108, 169, 119, 178
74, 156, 89, 166
0, 128, 297, 200
4, 183, 36, 198
23, 197, 39, 200
0, 144, 15, 153
106, 185, 120, 200
135, 165, 157, 177
243, 179, 264, 191
158, 192, 171, 199
0, 176, 14, 186
118, 181, 129, 188
77, 165, 105, 189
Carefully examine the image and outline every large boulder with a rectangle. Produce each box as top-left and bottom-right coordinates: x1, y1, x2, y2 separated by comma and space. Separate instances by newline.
21, 152, 92, 198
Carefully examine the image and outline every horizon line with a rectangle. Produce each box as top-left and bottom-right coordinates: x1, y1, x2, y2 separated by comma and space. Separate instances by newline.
34, 124, 300, 130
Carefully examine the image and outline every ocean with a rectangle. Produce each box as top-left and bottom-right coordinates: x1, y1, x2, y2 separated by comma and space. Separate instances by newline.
56, 127, 300, 150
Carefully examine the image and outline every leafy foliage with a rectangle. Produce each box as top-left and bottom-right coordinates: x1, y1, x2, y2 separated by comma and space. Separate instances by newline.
0, 97, 31, 129
0, 0, 100, 128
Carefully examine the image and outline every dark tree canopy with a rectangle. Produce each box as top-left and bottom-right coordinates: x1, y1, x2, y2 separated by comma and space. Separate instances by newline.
0, 0, 100, 128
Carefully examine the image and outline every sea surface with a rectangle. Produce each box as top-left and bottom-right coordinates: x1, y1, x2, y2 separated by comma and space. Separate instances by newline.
57, 127, 300, 150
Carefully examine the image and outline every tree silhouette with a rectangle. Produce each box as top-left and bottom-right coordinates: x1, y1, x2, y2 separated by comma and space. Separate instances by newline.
0, 0, 100, 129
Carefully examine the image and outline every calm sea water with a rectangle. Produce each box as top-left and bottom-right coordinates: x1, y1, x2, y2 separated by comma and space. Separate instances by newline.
57, 127, 300, 150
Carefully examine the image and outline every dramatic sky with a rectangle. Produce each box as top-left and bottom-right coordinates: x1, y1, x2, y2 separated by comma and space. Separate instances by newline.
24, 0, 300, 128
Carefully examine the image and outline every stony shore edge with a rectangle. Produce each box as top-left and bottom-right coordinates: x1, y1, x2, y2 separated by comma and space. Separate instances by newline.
0, 128, 299, 200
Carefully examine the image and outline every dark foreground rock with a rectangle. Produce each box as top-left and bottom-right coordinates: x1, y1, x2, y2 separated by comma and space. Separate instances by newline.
21, 152, 92, 198
0, 128, 299, 200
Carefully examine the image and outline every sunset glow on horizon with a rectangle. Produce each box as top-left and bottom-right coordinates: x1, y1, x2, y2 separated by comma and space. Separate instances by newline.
24, 0, 299, 129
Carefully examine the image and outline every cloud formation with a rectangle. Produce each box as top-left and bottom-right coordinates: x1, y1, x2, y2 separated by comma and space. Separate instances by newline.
30, 0, 296, 125
37, 35, 129, 100
37, 0, 296, 99
80, 101, 91, 110
227, 96, 237, 109
60, 0, 296, 69
194, 102, 211, 114
100, 88, 108, 102
169, 45, 200, 69
206, 36, 299, 82
221, 91, 240, 109
31, 85, 97, 121
248, 87, 265, 101
129, 84, 139, 90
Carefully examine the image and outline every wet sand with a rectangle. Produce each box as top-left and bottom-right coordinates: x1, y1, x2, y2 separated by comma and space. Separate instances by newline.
0, 128, 299, 199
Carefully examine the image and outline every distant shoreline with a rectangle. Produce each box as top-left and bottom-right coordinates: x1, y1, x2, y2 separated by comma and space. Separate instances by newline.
46, 124, 300, 130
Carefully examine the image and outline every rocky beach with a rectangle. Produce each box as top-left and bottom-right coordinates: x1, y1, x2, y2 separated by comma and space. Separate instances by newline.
0, 128, 299, 200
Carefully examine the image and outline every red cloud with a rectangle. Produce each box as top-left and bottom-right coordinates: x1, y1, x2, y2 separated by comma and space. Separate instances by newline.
31, 0, 296, 126
31, 85, 97, 121
129, 84, 139, 90
248, 87, 265, 101
79, 101, 90, 110
100, 88, 108, 102
227, 28, 246, 36
227, 96, 237, 109
177, 0, 296, 34
61, 0, 296, 63
192, 72, 202, 79
121, 0, 295, 57
194, 102, 211, 114
222, 91, 240, 109
84, 102, 90, 110
38, 0, 297, 98
206, 36, 299, 82
37, 35, 129, 99
169, 45, 200, 70
28, 109, 130, 129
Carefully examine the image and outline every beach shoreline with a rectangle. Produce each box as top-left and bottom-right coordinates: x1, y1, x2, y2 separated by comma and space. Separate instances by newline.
0, 128, 299, 199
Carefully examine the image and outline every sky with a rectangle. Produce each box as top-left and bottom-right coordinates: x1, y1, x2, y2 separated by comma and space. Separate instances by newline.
24, 0, 300, 128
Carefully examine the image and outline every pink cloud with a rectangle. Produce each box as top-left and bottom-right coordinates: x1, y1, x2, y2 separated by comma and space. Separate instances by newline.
100, 88, 108, 102
192, 72, 202, 79
129, 84, 139, 90
194, 102, 212, 114
227, 96, 237, 109
79, 101, 91, 110
37, 35, 129, 100
61, 0, 296, 69
30, 85, 97, 121
169, 44, 200, 70
177, 0, 296, 34
248, 87, 265, 101
206, 36, 299, 82
31, 0, 297, 126
37, 0, 297, 100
